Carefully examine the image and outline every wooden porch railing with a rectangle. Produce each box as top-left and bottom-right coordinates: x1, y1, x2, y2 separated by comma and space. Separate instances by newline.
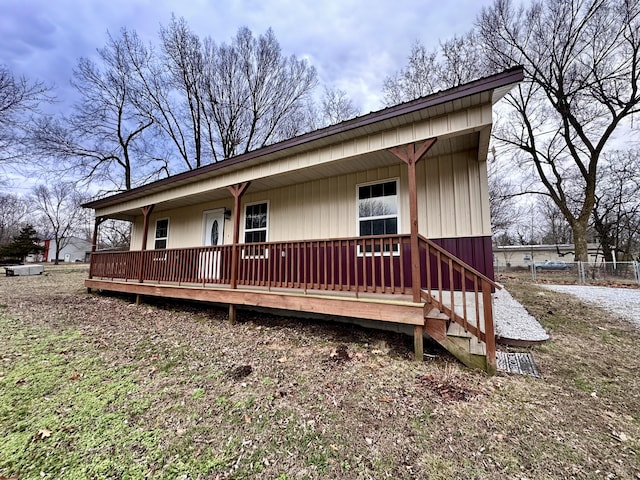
418, 234, 499, 363
89, 235, 414, 295
89, 234, 497, 361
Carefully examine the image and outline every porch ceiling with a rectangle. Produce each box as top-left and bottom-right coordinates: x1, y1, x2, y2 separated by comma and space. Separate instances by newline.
108, 130, 481, 219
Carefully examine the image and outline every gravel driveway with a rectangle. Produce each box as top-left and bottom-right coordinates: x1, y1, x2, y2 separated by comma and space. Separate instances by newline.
541, 284, 640, 329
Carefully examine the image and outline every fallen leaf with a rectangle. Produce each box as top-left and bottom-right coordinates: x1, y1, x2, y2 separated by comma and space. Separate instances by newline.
613, 431, 629, 442
35, 428, 52, 441
68, 373, 81, 381
378, 397, 393, 403
244, 415, 252, 424
277, 356, 288, 363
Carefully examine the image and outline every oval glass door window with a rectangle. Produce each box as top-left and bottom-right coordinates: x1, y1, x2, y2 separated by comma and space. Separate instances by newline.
211, 220, 219, 245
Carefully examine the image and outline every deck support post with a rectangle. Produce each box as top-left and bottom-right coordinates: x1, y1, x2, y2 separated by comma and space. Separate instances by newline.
139, 205, 155, 283
136, 294, 143, 306
482, 281, 497, 374
227, 182, 251, 289
414, 325, 424, 361
389, 138, 437, 303
228, 304, 237, 324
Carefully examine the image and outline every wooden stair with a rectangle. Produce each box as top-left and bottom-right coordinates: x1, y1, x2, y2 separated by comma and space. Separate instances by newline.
424, 307, 491, 372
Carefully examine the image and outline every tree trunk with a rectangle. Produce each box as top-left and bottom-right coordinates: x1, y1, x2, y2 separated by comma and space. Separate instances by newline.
572, 221, 589, 262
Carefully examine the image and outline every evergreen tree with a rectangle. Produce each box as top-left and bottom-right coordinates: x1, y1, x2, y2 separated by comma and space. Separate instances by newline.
0, 224, 43, 262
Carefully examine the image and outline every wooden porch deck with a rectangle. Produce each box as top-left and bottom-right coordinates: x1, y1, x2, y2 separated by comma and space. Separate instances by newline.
86, 234, 498, 372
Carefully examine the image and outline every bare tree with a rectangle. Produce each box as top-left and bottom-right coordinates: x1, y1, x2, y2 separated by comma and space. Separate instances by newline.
98, 219, 132, 250
382, 33, 485, 106
538, 197, 573, 245
201, 27, 318, 159
122, 22, 317, 168
32, 33, 165, 192
159, 16, 210, 168
487, 149, 521, 237
592, 150, 640, 260
32, 183, 87, 265
0, 65, 51, 163
478, 0, 640, 260
320, 87, 359, 125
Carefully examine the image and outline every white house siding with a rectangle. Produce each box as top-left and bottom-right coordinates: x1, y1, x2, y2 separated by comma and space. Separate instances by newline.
47, 237, 92, 262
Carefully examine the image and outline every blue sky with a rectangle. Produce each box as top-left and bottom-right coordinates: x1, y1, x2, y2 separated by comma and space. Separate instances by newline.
2, 0, 495, 113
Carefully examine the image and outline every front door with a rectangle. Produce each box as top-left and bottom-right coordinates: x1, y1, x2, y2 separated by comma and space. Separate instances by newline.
200, 209, 226, 280
203, 209, 225, 246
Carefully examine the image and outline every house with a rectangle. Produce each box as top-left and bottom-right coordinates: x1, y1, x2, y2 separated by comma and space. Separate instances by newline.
43, 236, 92, 263
494, 243, 604, 268
83, 67, 524, 373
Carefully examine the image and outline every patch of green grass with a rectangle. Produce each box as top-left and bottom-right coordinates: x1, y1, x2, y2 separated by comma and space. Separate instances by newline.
573, 377, 593, 392
0, 314, 225, 480
191, 387, 205, 400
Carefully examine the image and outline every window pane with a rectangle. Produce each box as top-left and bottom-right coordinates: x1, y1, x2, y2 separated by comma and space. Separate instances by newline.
156, 219, 168, 238
372, 219, 385, 235
383, 181, 397, 196
359, 220, 372, 236
385, 217, 397, 234
358, 199, 371, 217
244, 229, 267, 244
358, 185, 371, 200
371, 183, 383, 198
154, 239, 167, 249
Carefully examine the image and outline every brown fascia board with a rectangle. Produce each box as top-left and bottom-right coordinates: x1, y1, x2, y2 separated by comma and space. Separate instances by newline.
83, 66, 524, 210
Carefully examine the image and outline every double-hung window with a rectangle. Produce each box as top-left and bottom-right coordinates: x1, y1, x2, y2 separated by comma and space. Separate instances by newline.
243, 202, 268, 257
357, 179, 399, 254
154, 218, 169, 249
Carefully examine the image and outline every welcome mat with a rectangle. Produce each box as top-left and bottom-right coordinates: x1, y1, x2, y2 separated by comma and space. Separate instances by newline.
496, 351, 540, 377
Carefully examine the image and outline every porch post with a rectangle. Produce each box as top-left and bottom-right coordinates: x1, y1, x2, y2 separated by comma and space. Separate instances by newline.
91, 216, 106, 253
227, 182, 251, 289
138, 205, 155, 286
389, 138, 437, 303
140, 205, 155, 251
88, 216, 106, 282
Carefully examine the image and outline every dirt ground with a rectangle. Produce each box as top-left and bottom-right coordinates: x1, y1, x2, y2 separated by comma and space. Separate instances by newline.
1, 265, 639, 479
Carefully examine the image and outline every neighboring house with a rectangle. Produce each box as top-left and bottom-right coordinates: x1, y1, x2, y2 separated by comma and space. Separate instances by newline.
83, 67, 524, 373
494, 243, 604, 268
43, 237, 92, 263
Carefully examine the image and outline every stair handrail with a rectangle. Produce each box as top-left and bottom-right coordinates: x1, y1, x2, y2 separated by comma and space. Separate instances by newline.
418, 234, 498, 373
418, 234, 501, 290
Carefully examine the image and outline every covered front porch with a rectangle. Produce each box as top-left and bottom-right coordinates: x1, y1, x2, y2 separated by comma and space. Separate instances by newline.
86, 232, 498, 372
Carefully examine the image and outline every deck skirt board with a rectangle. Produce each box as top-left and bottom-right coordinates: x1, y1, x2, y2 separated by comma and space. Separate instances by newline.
85, 279, 426, 326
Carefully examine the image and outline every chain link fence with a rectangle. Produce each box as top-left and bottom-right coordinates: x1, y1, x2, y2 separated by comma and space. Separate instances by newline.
495, 261, 640, 285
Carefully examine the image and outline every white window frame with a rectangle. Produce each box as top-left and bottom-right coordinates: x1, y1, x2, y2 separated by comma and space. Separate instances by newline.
355, 178, 400, 257
154, 218, 169, 250
241, 200, 269, 259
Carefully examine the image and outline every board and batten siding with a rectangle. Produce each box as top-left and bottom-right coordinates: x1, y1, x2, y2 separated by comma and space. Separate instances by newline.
419, 148, 490, 238
129, 150, 490, 250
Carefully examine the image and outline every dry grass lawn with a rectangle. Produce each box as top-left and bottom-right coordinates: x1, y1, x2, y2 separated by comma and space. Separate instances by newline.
0, 265, 639, 479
